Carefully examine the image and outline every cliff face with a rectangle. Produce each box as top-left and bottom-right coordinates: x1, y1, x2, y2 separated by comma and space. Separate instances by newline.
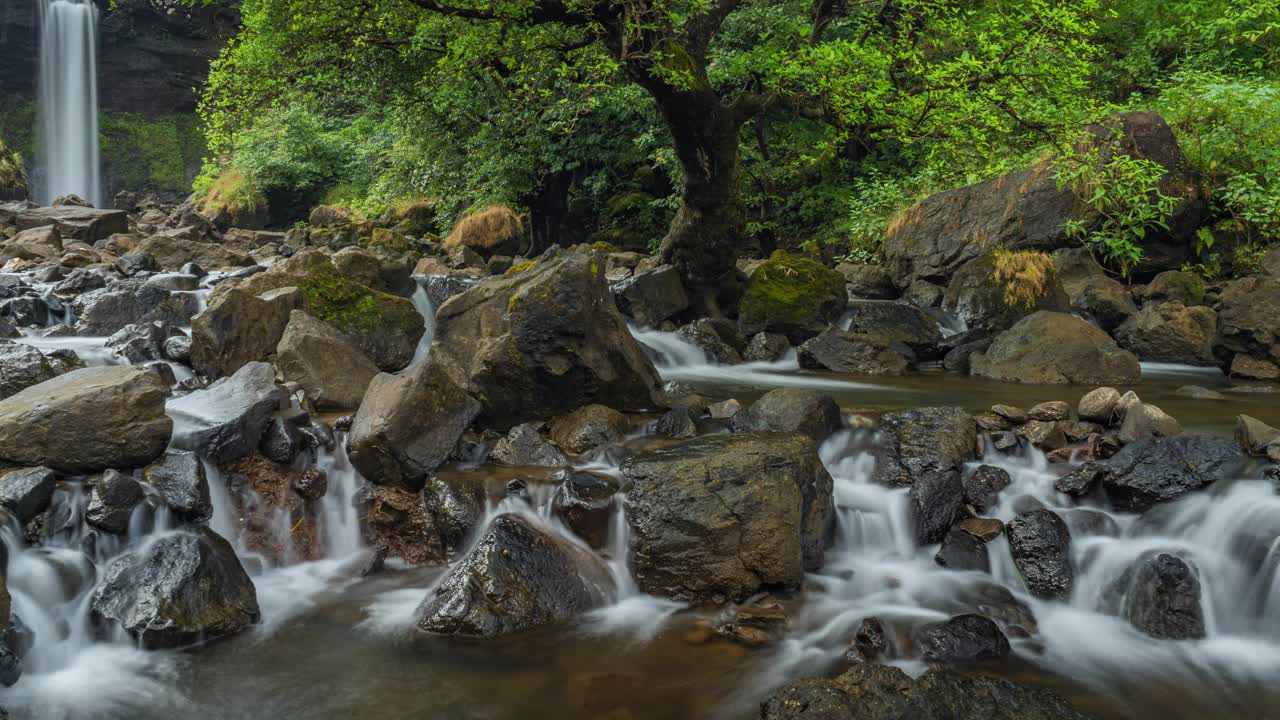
0, 0, 239, 116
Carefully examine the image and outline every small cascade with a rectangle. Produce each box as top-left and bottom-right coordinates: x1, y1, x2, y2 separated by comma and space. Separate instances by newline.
36, 0, 103, 206
409, 280, 436, 366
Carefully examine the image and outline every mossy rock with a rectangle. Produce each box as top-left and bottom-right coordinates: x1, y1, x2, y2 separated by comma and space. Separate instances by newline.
505, 260, 539, 277
365, 227, 413, 254
739, 251, 846, 342
0, 136, 28, 201
380, 197, 436, 237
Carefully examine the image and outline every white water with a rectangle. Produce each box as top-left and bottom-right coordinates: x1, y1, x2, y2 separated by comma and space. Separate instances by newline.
409, 280, 436, 366
36, 0, 102, 207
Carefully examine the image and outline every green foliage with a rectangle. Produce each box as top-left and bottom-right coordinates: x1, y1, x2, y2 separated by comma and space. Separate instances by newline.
99, 112, 205, 193
1055, 137, 1179, 277
194, 166, 266, 217
0, 136, 27, 195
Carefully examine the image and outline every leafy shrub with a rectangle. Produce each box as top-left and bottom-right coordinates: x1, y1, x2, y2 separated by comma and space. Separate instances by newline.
195, 166, 266, 217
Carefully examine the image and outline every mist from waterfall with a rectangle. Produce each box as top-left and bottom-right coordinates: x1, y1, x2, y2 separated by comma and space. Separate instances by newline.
36, 0, 102, 207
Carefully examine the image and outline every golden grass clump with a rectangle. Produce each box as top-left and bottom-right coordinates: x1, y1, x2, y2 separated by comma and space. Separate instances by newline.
443, 204, 524, 252
993, 249, 1055, 309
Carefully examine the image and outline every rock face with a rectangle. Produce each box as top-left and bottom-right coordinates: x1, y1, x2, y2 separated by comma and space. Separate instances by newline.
90, 527, 260, 648
416, 514, 614, 637
431, 250, 664, 429
873, 407, 975, 543
1114, 303, 1217, 365
1110, 553, 1205, 640
0, 366, 171, 473
943, 252, 1071, 332
742, 389, 842, 445
349, 359, 481, 492
738, 251, 847, 342
1101, 435, 1242, 512
971, 311, 1141, 385
0, 342, 55, 400
1006, 509, 1074, 600
798, 329, 914, 375
621, 433, 834, 602
883, 112, 1204, 287
760, 663, 1094, 720
274, 311, 380, 410
167, 362, 286, 464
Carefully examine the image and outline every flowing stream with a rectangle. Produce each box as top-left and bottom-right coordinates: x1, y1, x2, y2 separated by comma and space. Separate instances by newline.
36, 0, 102, 206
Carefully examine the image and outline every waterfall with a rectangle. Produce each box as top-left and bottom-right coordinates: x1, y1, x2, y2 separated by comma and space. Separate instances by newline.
36, 0, 102, 207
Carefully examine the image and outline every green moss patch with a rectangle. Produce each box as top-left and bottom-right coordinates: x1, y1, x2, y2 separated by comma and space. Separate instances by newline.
739, 250, 846, 331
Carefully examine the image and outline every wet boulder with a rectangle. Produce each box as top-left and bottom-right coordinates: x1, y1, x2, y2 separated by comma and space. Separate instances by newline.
0, 467, 56, 523
874, 407, 975, 544
90, 527, 260, 648
431, 250, 664, 429
551, 470, 620, 549
491, 423, 569, 467
1101, 434, 1242, 512
85, 470, 145, 534
912, 613, 1010, 663
105, 321, 185, 365
744, 332, 790, 363
1055, 462, 1111, 497
738, 251, 846, 343
167, 362, 286, 464
0, 341, 55, 400
274, 310, 380, 410
935, 528, 990, 572
0, 366, 172, 473
622, 433, 834, 602
142, 451, 213, 523
963, 465, 1012, 513
837, 263, 897, 300
611, 264, 689, 327
843, 301, 944, 359
1214, 277, 1280, 372
943, 252, 1070, 333
190, 286, 306, 379
549, 404, 630, 456
971, 311, 1141, 385
1109, 552, 1205, 640
1114, 303, 1217, 366
359, 484, 447, 566
423, 475, 487, 549
72, 280, 190, 336
416, 514, 614, 637
676, 319, 745, 364
797, 329, 914, 375
349, 359, 481, 492
744, 389, 842, 445
652, 406, 701, 439
1006, 509, 1073, 600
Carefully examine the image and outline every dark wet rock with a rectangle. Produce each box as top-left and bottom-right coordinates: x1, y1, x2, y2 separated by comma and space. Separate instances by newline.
1109, 552, 1205, 640
0, 467, 56, 523
935, 528, 990, 573
1117, 402, 1182, 444
85, 470, 144, 535
491, 423, 569, 467
90, 527, 260, 648
1061, 508, 1121, 538
798, 329, 914, 375
652, 406, 701, 439
117, 252, 158, 276
1006, 509, 1073, 600
963, 465, 1011, 513
143, 451, 213, 523
677, 318, 745, 364
838, 263, 898, 300
745, 389, 842, 445
941, 334, 992, 374
760, 662, 1094, 720
971, 311, 1140, 385
292, 467, 328, 501
744, 332, 790, 363
910, 470, 967, 547
1055, 462, 1111, 496
0, 366, 172, 473
1214, 277, 1280, 371
1114, 303, 1217, 365
738, 252, 846, 343
275, 310, 380, 410
0, 644, 18, 688
432, 250, 664, 428
611, 265, 689, 327
912, 613, 1010, 663
552, 470, 620, 549
874, 407, 975, 544
359, 484, 446, 566
549, 404, 630, 455
190, 285, 306, 379
418, 273, 480, 308
0, 296, 50, 327
259, 415, 305, 465
846, 616, 890, 663
1078, 387, 1122, 424
843, 302, 944, 359
503, 479, 531, 505
167, 362, 286, 464
105, 321, 185, 364
1101, 434, 1243, 512
902, 280, 945, 308
1236, 414, 1280, 456
0, 342, 55, 400
1017, 420, 1069, 451
943, 252, 1070, 333
622, 433, 834, 602
416, 514, 614, 637
350, 359, 481, 492
53, 267, 114, 295
72, 280, 189, 336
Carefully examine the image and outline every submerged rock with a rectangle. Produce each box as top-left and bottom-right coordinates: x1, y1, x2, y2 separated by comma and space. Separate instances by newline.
0, 366, 172, 473
911, 613, 1010, 663
416, 514, 613, 637
1109, 552, 1205, 640
90, 527, 260, 648
1006, 509, 1074, 600
622, 433, 834, 602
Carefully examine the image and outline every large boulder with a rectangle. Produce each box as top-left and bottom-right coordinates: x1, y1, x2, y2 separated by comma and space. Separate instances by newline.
1101, 434, 1243, 512
416, 514, 614, 637
1214, 277, 1280, 371
837, 263, 898, 300
883, 112, 1205, 287
1143, 270, 1206, 306
797, 329, 914, 375
843, 301, 943, 359
1006, 509, 1074, 600
190, 286, 305, 379
72, 280, 191, 336
135, 235, 252, 271
911, 614, 1011, 663
1114, 303, 1217, 365
738, 251, 846, 342
431, 250, 664, 429
742, 389, 842, 445
0, 342, 55, 400
348, 359, 481, 492
760, 663, 1094, 720
548, 404, 630, 456
10, 205, 129, 243
970, 311, 1141, 385
1108, 552, 1205, 640
142, 451, 213, 522
166, 362, 286, 464
611, 265, 689, 327
89, 527, 260, 648
943, 252, 1070, 333
874, 407, 975, 544
0, 367, 171, 472
274, 311, 380, 410
621, 433, 834, 602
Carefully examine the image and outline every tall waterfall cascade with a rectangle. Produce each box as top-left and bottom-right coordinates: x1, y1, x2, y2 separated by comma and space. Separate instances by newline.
36, 0, 102, 207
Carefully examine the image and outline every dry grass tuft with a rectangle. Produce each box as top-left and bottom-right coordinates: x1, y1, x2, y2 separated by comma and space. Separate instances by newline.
444, 205, 524, 252
993, 249, 1055, 308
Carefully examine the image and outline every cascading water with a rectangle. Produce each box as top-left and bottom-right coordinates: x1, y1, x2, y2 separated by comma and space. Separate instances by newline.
36, 0, 103, 207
